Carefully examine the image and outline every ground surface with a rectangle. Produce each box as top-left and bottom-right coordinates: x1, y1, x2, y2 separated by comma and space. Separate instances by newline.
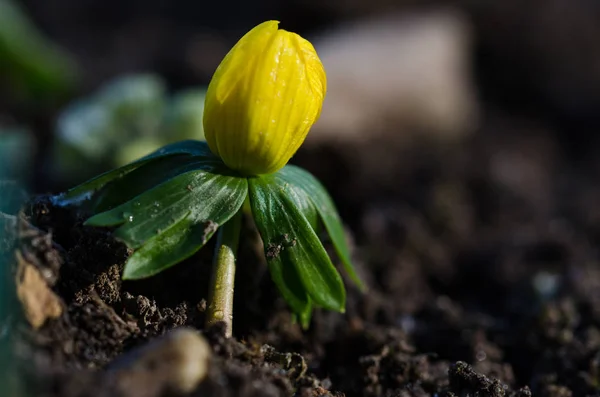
12, 124, 600, 396
7, 1, 600, 396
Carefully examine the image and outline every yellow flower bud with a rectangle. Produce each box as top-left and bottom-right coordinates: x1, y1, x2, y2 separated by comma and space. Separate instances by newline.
203, 21, 327, 175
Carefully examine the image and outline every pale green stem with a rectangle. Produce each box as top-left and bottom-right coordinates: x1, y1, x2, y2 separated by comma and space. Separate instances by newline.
205, 209, 242, 337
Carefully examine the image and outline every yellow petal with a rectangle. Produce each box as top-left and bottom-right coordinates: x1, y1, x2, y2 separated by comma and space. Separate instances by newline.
203, 21, 326, 175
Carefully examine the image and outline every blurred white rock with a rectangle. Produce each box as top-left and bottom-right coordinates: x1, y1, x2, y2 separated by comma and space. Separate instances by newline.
307, 9, 479, 148
107, 328, 211, 397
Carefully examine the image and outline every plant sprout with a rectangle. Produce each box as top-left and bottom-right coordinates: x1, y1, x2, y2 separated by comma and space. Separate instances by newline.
54, 21, 364, 337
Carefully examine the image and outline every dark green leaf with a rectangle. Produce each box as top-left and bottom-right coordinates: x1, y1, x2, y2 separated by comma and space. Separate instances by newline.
277, 165, 364, 290
249, 176, 345, 312
260, 172, 319, 324
275, 245, 312, 321
295, 299, 313, 329
122, 213, 219, 279
87, 164, 247, 249
91, 155, 219, 213
55, 140, 213, 205
270, 172, 319, 231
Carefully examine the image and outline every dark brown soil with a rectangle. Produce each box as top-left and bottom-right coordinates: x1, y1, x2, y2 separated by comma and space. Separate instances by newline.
10, 116, 600, 396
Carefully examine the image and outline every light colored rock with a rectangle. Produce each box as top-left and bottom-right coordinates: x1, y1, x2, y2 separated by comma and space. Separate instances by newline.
106, 328, 211, 397
308, 9, 479, 146
16, 251, 63, 329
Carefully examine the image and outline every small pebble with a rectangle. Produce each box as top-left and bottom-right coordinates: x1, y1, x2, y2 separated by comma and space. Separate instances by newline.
106, 328, 212, 397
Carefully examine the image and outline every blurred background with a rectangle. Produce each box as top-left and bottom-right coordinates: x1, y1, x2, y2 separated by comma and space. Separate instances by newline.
4, 0, 600, 395
3, 0, 600, 193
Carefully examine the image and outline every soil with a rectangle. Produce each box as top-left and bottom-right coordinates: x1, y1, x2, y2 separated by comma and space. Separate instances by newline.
6, 1, 600, 396
8, 119, 600, 396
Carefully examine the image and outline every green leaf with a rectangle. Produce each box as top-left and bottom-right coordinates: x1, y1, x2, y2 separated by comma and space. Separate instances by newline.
278, 165, 365, 290
122, 213, 219, 279
249, 176, 346, 312
91, 154, 219, 213
259, 172, 319, 324
295, 299, 313, 329
276, 245, 312, 321
87, 164, 247, 249
270, 172, 319, 231
55, 140, 212, 206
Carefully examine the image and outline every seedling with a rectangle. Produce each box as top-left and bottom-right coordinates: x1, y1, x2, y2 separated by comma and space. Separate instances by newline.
53, 21, 364, 337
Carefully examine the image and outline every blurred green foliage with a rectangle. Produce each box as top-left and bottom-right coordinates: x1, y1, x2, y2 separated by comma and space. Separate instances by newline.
0, 128, 34, 184
54, 74, 206, 183
0, 0, 78, 102
0, 134, 29, 396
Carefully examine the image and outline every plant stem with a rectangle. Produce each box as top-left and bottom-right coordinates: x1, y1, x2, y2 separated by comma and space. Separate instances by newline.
205, 209, 242, 337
